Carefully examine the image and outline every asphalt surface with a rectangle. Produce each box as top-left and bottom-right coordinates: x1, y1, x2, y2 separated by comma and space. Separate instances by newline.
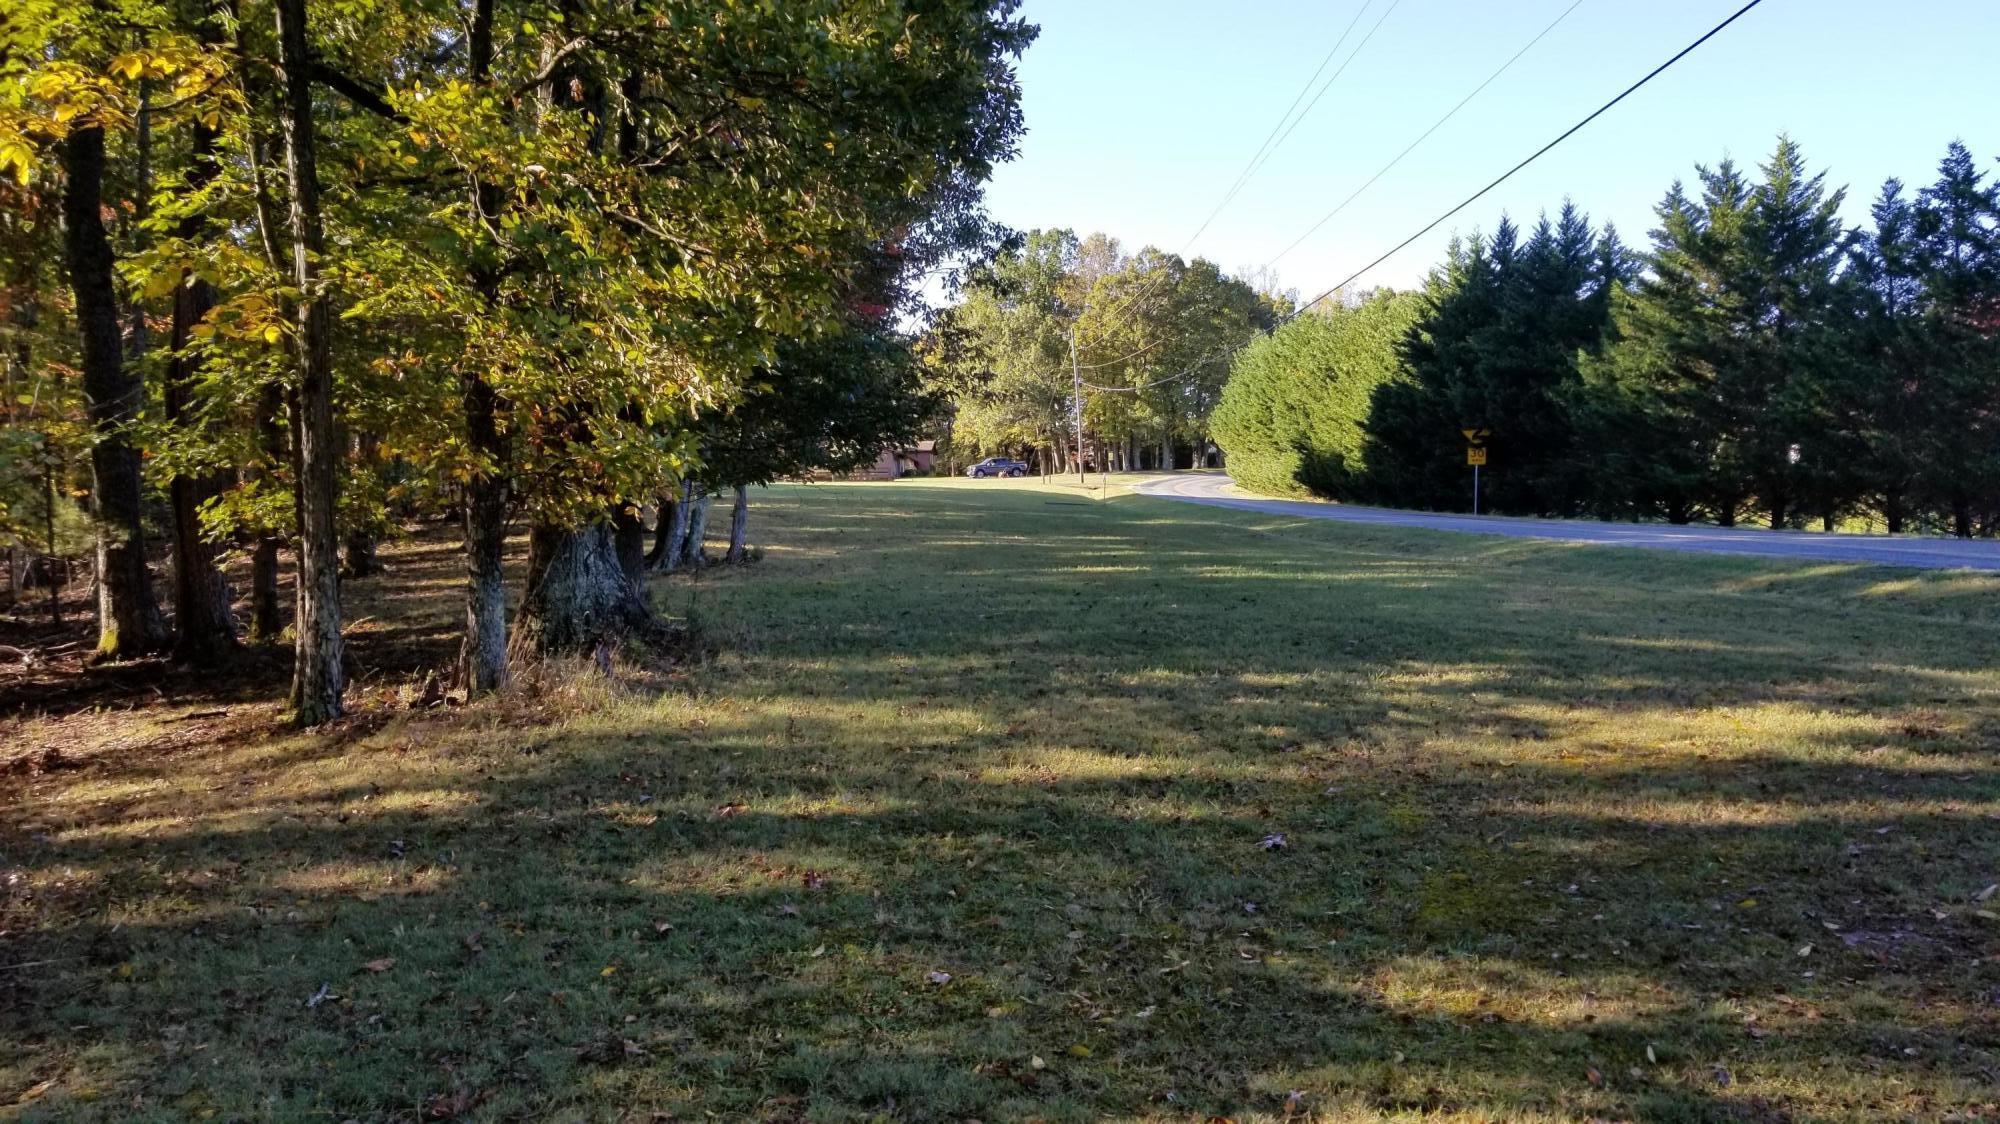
1131, 473, 2000, 572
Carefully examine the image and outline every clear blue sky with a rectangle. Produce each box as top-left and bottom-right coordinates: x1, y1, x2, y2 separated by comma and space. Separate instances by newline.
980, 0, 2000, 301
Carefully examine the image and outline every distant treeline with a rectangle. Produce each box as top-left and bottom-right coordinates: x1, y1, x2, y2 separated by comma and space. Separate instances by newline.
1213, 137, 2000, 535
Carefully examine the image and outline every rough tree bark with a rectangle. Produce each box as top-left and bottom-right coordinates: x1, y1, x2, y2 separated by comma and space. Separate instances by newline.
512, 521, 651, 657
274, 0, 345, 723
679, 485, 711, 569
62, 125, 170, 660
460, 380, 510, 691
165, 78, 239, 664
644, 489, 680, 569
654, 481, 693, 573
457, 0, 511, 694
725, 484, 749, 563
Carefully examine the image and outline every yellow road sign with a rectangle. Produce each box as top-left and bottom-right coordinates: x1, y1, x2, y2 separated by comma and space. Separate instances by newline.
1461, 427, 1491, 445
1467, 447, 1488, 466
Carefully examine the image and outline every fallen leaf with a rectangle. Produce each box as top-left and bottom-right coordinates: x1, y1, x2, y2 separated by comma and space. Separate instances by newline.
925, 970, 952, 985
1258, 833, 1287, 851
1585, 1065, 1603, 1086
1028, 1054, 1046, 1070
363, 957, 396, 973
1068, 1043, 1093, 1058
1975, 883, 1998, 903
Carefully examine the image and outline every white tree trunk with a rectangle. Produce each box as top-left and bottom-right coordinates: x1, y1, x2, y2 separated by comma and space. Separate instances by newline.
725, 484, 749, 563
680, 487, 711, 569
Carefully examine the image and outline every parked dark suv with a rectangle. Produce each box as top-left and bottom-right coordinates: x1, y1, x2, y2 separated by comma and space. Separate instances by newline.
966, 457, 1029, 478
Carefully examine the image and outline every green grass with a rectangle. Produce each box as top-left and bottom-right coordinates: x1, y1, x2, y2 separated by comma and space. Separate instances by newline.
5, 479, 2000, 1122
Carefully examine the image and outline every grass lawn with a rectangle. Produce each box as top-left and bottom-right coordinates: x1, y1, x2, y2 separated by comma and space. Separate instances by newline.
4, 479, 1999, 1122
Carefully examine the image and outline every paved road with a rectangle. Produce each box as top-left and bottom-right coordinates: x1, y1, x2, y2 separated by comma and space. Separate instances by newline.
1131, 473, 2000, 572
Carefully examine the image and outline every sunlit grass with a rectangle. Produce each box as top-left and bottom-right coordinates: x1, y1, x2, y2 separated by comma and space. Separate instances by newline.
3, 480, 1999, 1121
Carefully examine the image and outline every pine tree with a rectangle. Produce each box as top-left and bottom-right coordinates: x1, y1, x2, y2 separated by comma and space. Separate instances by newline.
1910, 142, 2000, 536
1579, 139, 1851, 528
1362, 206, 1622, 515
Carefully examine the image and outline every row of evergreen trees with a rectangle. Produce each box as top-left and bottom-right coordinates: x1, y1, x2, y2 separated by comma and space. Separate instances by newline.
1218, 137, 2000, 535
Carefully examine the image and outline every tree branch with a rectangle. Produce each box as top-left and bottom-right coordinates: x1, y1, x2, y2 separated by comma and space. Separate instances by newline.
308, 62, 409, 124
509, 36, 591, 100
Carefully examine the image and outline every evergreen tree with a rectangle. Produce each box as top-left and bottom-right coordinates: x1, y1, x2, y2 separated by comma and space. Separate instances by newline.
1362, 205, 1624, 514
1909, 142, 2000, 536
1579, 139, 1850, 528
1210, 289, 1421, 497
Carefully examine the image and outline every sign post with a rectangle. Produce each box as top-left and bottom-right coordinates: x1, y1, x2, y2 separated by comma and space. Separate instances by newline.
1461, 429, 1491, 515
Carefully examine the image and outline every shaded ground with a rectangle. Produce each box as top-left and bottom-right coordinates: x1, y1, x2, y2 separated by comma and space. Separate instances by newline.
3, 482, 1999, 1122
0, 523, 513, 723
1138, 471, 2000, 571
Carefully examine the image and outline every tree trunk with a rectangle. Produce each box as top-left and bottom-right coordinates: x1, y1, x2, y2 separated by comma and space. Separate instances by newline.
513, 521, 651, 656
1159, 435, 1173, 473
342, 526, 379, 578
725, 484, 749, 563
341, 432, 384, 578
644, 490, 680, 568
249, 384, 286, 641
1767, 492, 1788, 532
1715, 495, 1738, 528
680, 486, 711, 569
62, 126, 169, 660
1884, 489, 1905, 535
164, 136, 238, 661
1952, 493, 1973, 540
43, 466, 62, 626
454, 0, 513, 696
654, 481, 693, 572
246, 132, 290, 645
459, 461, 510, 694
162, 5, 237, 664
275, 0, 345, 724
613, 500, 646, 586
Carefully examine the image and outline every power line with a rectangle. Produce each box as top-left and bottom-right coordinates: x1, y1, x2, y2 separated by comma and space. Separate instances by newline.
1295, 0, 1767, 312
1240, 0, 1404, 196
1084, 0, 1401, 343
1076, 0, 1767, 396
1179, 0, 1376, 254
1269, 0, 1588, 266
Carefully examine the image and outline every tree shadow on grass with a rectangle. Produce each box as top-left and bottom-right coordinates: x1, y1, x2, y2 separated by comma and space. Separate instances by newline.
4, 484, 1999, 1120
